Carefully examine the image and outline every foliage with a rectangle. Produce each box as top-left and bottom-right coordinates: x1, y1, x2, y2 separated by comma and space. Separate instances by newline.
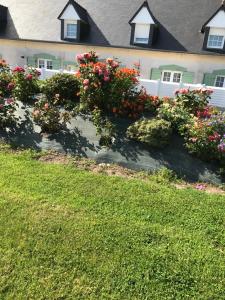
32, 97, 71, 133
0, 96, 17, 127
174, 87, 213, 113
181, 112, 225, 162
41, 73, 80, 108
157, 98, 193, 130
12, 67, 40, 103
0, 59, 13, 98
127, 118, 172, 148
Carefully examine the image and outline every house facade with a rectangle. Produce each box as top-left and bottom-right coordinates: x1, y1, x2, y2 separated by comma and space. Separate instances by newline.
0, 0, 225, 87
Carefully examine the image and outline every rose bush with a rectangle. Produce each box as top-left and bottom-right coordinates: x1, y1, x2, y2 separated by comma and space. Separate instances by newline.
181, 112, 225, 162
12, 67, 41, 103
41, 73, 80, 108
32, 97, 71, 133
0, 59, 13, 98
0, 96, 17, 127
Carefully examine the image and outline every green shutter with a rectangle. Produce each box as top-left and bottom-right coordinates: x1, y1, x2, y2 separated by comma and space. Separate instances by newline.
182, 72, 194, 84
203, 73, 216, 86
52, 58, 61, 70
27, 57, 37, 67
150, 68, 162, 80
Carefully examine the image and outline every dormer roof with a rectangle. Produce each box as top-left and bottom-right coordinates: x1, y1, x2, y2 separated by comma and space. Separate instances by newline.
58, 0, 88, 23
129, 1, 155, 25
202, 2, 225, 32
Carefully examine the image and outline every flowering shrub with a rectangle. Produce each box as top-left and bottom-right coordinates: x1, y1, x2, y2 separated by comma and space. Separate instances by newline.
182, 112, 225, 162
0, 96, 17, 127
174, 88, 213, 113
127, 118, 172, 148
75, 51, 147, 141
41, 73, 80, 108
12, 67, 40, 103
32, 97, 71, 133
0, 59, 13, 98
157, 98, 193, 130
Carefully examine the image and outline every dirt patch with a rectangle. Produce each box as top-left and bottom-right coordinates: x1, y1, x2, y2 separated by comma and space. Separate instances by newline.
37, 152, 225, 195
38, 152, 71, 165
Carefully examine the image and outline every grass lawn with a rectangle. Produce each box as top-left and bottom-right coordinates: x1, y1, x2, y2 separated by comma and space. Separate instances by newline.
0, 149, 224, 299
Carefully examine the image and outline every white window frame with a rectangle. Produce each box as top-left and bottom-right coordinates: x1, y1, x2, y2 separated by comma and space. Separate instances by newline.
38, 58, 53, 70
207, 35, 225, 49
161, 70, 183, 83
215, 75, 225, 87
64, 20, 77, 39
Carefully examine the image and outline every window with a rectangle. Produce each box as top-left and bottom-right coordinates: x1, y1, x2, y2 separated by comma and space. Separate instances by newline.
38, 59, 53, 70
162, 71, 182, 83
215, 75, 225, 87
64, 20, 77, 39
207, 35, 224, 49
134, 24, 150, 44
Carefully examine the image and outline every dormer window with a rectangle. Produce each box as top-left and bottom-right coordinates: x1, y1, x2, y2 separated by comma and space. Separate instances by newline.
134, 24, 150, 44
129, 1, 157, 47
202, 3, 225, 51
58, 0, 89, 42
65, 20, 77, 39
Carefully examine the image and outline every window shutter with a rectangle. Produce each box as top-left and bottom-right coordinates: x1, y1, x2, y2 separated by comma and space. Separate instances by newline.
203, 73, 216, 86
27, 57, 37, 67
182, 72, 194, 84
52, 59, 61, 70
150, 68, 161, 80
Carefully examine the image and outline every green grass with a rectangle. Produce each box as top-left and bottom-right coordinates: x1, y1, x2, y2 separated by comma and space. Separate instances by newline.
0, 150, 224, 299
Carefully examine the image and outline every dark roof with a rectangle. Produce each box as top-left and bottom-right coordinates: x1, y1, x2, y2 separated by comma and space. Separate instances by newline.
0, 0, 223, 55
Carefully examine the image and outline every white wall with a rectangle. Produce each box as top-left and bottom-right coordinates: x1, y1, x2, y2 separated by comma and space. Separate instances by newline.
1, 39, 225, 84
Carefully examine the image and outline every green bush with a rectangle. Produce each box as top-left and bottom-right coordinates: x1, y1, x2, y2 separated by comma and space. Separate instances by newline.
41, 73, 80, 107
12, 67, 40, 103
127, 118, 172, 148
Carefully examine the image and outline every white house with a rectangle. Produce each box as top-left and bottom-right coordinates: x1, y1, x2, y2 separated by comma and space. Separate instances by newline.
0, 0, 225, 87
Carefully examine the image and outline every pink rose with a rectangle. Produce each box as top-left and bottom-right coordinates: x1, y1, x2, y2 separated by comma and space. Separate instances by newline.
13, 66, 25, 73
84, 85, 89, 91
112, 61, 119, 68
106, 58, 113, 64
83, 79, 90, 86
7, 82, 15, 90
26, 74, 33, 80
44, 103, 49, 110
104, 76, 110, 82
6, 98, 14, 104
76, 54, 84, 62
179, 88, 189, 95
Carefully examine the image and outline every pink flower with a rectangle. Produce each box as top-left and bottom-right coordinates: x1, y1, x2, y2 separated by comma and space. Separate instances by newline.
36, 70, 41, 76
6, 98, 14, 104
26, 74, 33, 80
13, 66, 25, 73
196, 184, 206, 191
179, 88, 189, 95
84, 53, 91, 59
104, 76, 110, 82
84, 85, 89, 91
7, 82, 15, 90
112, 61, 119, 68
44, 103, 49, 110
83, 79, 90, 86
76, 54, 84, 62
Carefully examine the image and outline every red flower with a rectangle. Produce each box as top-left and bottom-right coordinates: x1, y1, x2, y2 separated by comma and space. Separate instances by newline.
13, 66, 25, 73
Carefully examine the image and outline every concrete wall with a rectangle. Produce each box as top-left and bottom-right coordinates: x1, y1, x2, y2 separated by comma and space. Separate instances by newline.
1, 39, 225, 83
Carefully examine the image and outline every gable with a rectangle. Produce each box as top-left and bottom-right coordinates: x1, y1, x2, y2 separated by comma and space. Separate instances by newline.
207, 10, 225, 28
60, 4, 80, 20
131, 7, 155, 24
